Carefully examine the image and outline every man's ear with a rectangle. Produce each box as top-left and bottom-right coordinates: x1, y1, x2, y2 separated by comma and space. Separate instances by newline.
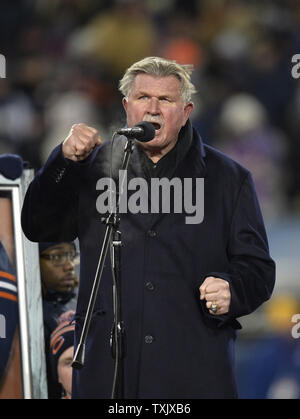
183, 102, 194, 125
122, 97, 128, 112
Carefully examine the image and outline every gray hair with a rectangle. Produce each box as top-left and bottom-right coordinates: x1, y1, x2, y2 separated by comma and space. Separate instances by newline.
119, 56, 196, 104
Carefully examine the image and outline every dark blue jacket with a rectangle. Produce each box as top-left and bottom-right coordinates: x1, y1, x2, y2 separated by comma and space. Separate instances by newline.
21, 124, 275, 399
0, 242, 18, 381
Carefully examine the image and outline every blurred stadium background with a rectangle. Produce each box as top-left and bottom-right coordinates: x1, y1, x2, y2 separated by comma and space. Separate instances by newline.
0, 0, 300, 398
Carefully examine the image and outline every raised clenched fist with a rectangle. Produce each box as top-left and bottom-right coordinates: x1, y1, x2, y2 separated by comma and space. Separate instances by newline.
62, 123, 102, 162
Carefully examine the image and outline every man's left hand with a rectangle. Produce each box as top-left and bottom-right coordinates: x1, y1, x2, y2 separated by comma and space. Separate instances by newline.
199, 276, 231, 315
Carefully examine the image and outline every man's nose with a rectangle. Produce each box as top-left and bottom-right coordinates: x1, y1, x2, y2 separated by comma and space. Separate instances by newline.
147, 97, 160, 115
63, 258, 75, 271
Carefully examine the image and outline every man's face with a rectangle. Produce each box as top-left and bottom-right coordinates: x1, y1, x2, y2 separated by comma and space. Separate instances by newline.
122, 74, 194, 157
40, 243, 77, 294
57, 346, 73, 399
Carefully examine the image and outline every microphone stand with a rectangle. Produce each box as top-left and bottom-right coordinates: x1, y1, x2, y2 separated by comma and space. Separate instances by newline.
72, 138, 135, 400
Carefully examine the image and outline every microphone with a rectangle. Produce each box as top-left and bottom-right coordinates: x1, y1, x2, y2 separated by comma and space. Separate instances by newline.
0, 154, 23, 180
116, 121, 155, 142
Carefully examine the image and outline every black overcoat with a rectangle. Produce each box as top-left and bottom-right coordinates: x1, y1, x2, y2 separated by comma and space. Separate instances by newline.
21, 124, 275, 398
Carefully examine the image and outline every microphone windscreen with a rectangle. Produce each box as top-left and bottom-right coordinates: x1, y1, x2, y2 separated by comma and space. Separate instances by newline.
135, 121, 156, 142
0, 154, 23, 180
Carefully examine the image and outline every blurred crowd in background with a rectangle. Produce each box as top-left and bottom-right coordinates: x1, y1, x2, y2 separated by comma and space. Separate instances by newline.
1, 0, 300, 398
0, 0, 300, 221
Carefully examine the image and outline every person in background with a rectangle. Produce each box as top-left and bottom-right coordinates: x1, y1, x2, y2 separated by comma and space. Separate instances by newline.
39, 241, 78, 398
49, 310, 75, 399
0, 154, 23, 397
0, 241, 18, 386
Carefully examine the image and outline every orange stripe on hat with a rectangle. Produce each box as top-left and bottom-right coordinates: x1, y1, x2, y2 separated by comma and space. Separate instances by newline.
50, 324, 75, 345
0, 271, 16, 282
0, 290, 18, 302
50, 322, 75, 354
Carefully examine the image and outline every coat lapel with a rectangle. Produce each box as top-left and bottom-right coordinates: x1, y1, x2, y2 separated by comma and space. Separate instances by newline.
150, 128, 207, 229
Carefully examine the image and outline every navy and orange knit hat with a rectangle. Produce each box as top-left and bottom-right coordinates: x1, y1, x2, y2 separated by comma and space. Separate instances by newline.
49, 319, 75, 383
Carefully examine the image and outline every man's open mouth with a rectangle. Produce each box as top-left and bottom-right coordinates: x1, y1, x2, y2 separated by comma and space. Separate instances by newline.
151, 122, 161, 131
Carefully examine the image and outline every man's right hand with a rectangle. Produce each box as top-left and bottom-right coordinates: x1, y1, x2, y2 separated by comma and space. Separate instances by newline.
62, 123, 102, 162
